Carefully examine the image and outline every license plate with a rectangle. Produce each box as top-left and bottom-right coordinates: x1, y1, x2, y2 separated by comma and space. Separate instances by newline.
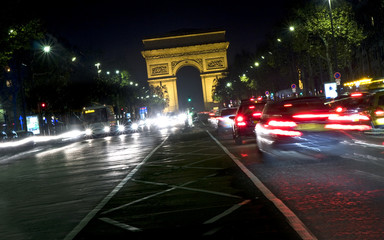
296, 123, 326, 131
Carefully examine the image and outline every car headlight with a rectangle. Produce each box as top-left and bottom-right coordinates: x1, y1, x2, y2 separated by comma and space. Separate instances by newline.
131, 123, 139, 130
118, 125, 125, 132
103, 126, 111, 133
85, 128, 93, 136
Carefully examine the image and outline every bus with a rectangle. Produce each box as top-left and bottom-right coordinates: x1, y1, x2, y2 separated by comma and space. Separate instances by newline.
81, 105, 119, 136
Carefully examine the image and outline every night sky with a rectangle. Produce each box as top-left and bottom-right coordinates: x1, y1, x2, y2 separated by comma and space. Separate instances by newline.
37, 0, 289, 82
18, 0, 291, 110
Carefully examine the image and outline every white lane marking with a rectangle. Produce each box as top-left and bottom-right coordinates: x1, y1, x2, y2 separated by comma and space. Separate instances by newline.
133, 179, 242, 199
99, 217, 141, 232
204, 199, 251, 224
102, 173, 217, 215
101, 186, 175, 215
206, 130, 318, 240
64, 136, 169, 240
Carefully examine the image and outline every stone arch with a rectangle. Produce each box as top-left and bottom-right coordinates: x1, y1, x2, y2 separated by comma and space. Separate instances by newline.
172, 59, 203, 75
142, 30, 229, 112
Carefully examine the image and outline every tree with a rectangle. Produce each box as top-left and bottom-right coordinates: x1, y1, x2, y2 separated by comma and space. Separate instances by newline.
293, 0, 365, 81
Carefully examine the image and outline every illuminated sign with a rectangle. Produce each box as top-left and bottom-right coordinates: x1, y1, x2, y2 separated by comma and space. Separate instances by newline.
85, 110, 95, 114
324, 82, 338, 99
26, 115, 40, 135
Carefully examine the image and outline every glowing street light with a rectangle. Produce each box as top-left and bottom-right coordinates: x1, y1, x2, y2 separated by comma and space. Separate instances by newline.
43, 45, 51, 53
289, 26, 295, 32
254, 62, 260, 67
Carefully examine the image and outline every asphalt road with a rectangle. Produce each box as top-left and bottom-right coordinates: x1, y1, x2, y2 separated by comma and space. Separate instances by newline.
2, 121, 384, 239
0, 130, 168, 240
217, 128, 384, 239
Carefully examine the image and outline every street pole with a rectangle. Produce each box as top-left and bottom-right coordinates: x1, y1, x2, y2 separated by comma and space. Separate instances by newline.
328, 0, 340, 93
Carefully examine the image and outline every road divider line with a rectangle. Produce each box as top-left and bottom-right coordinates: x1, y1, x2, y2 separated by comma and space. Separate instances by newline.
204, 199, 251, 224
64, 135, 169, 240
99, 217, 142, 232
206, 130, 317, 240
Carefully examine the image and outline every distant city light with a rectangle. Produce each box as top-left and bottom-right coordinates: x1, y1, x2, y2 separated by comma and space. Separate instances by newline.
254, 62, 260, 67
289, 26, 295, 31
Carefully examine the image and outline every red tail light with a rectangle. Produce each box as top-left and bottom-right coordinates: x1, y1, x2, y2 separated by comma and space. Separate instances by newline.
292, 113, 331, 119
328, 113, 370, 121
253, 112, 262, 117
236, 116, 244, 122
325, 124, 372, 131
335, 107, 344, 113
351, 92, 363, 97
236, 115, 246, 126
375, 108, 384, 116
267, 120, 297, 127
260, 120, 302, 137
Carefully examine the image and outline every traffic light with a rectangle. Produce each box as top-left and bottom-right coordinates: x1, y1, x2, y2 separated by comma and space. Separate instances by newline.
41, 102, 46, 108
188, 98, 191, 102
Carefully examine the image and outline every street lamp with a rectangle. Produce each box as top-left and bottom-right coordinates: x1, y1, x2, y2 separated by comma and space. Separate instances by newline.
289, 26, 295, 32
43, 45, 51, 53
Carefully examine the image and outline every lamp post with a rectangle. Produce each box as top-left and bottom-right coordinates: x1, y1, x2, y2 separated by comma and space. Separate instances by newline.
328, 0, 339, 91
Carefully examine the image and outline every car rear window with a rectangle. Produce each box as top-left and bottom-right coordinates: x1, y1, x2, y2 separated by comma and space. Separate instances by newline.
220, 108, 237, 116
329, 95, 373, 110
238, 103, 265, 116
263, 98, 330, 116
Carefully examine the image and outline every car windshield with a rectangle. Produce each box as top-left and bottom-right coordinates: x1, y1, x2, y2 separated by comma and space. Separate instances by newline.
83, 108, 108, 123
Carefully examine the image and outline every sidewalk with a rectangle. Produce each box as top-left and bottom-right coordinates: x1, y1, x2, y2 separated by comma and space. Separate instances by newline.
74, 126, 301, 239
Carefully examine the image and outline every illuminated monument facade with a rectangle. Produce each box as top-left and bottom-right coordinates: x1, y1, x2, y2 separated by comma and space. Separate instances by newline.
141, 30, 229, 112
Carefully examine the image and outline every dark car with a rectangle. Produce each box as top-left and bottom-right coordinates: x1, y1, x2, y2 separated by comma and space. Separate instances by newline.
255, 97, 371, 156
232, 99, 266, 144
325, 91, 384, 130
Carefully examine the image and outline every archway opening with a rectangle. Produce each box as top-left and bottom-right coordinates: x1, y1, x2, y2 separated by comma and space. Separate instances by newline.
176, 66, 205, 112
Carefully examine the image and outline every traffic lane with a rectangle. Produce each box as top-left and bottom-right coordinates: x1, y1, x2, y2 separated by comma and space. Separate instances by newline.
0, 131, 167, 240
75, 128, 301, 240
218, 131, 384, 239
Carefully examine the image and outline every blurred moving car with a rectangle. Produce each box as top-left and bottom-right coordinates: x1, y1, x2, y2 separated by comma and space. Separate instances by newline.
255, 97, 372, 156
216, 107, 237, 133
325, 91, 384, 130
232, 98, 266, 144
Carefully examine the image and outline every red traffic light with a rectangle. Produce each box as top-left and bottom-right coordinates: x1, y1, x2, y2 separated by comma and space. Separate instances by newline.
41, 103, 46, 108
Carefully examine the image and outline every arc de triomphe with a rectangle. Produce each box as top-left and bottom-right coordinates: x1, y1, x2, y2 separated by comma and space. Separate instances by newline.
141, 30, 229, 112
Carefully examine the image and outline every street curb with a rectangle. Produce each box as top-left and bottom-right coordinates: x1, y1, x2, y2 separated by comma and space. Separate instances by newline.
206, 130, 318, 240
